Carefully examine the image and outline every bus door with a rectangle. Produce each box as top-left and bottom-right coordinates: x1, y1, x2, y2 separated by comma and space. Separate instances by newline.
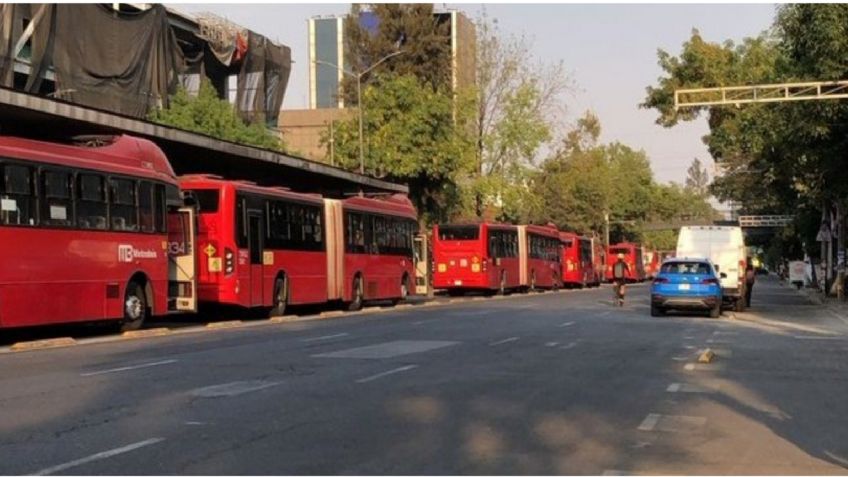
247, 212, 264, 307
414, 234, 430, 296
168, 206, 197, 313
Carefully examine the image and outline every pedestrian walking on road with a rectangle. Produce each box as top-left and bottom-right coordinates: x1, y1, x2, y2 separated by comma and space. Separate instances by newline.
745, 258, 756, 308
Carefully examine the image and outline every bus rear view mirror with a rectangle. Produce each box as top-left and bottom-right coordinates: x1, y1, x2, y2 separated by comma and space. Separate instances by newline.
720, 272, 727, 279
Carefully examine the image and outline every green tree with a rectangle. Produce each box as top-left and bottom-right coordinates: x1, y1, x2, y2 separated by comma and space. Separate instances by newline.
342, 4, 451, 104
327, 75, 475, 224
466, 10, 571, 220
685, 158, 710, 197
150, 79, 284, 152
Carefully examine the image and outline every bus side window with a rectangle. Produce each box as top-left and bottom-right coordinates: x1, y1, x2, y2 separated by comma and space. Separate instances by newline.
109, 178, 138, 232
154, 184, 166, 233
77, 173, 107, 230
40, 169, 73, 227
138, 181, 155, 233
0, 163, 36, 226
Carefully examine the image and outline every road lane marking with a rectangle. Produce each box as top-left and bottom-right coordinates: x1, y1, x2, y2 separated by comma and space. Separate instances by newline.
671, 356, 689, 361
545, 342, 560, 347
684, 363, 695, 370
558, 321, 575, 327
32, 437, 165, 475
792, 335, 842, 340
560, 341, 579, 350
667, 383, 714, 393
638, 413, 707, 432
637, 413, 661, 431
300, 332, 349, 343
191, 380, 281, 398
80, 359, 177, 377
314, 340, 458, 359
356, 365, 418, 383
489, 337, 519, 346
446, 309, 494, 317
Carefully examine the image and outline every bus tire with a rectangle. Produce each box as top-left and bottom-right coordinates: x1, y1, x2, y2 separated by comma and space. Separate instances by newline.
347, 275, 364, 311
121, 280, 147, 332
269, 275, 288, 317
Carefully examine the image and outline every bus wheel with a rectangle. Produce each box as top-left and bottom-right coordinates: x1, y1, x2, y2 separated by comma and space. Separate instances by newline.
347, 275, 364, 311
270, 276, 288, 317
121, 281, 147, 332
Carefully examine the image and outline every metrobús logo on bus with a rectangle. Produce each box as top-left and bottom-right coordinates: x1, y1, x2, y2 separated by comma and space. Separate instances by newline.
118, 244, 159, 263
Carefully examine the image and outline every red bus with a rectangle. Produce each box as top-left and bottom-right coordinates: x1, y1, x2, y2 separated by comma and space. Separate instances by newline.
432, 223, 521, 295
560, 231, 586, 288
644, 248, 660, 279
180, 175, 418, 314
588, 236, 604, 287
0, 135, 196, 330
519, 224, 562, 291
605, 242, 646, 282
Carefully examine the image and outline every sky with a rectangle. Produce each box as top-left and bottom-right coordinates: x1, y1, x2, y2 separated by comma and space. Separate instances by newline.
173, 3, 777, 185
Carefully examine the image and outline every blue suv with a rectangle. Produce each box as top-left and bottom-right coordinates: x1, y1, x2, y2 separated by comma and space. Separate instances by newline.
651, 258, 724, 318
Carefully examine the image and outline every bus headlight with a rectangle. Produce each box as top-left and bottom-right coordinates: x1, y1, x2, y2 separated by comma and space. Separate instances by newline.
225, 248, 234, 274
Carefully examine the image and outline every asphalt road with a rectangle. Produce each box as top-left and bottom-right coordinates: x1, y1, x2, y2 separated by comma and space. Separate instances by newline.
3, 276, 848, 475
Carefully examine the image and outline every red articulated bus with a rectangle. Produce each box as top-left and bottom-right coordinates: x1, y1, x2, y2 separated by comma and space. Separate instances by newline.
180, 175, 418, 314
432, 223, 521, 295
643, 248, 660, 279
588, 236, 604, 287
605, 242, 646, 282
560, 231, 586, 288
0, 134, 196, 330
519, 224, 563, 291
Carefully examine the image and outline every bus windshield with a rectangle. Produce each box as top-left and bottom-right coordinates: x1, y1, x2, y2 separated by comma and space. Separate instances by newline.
438, 225, 479, 241
190, 189, 220, 213
610, 247, 629, 255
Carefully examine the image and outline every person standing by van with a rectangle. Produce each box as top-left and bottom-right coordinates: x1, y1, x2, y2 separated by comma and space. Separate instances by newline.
745, 258, 756, 307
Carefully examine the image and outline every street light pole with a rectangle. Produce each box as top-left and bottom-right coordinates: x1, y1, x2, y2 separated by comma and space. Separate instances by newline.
314, 50, 404, 176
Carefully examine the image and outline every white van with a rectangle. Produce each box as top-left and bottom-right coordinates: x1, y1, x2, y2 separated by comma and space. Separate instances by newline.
676, 226, 748, 311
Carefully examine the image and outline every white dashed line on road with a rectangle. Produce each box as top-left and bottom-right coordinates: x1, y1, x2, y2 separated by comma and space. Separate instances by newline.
489, 337, 519, 346
792, 335, 843, 340
560, 341, 579, 350
300, 332, 349, 343
191, 380, 281, 398
356, 365, 418, 383
667, 383, 714, 393
544, 342, 560, 347
637, 413, 661, 431
637, 413, 707, 433
32, 437, 166, 475
558, 321, 575, 327
684, 363, 695, 370
80, 359, 177, 377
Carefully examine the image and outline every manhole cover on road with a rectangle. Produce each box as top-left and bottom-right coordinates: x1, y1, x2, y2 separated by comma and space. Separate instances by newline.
191, 380, 281, 398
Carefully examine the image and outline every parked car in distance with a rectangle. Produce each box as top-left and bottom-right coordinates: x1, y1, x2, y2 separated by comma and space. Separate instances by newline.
651, 258, 724, 318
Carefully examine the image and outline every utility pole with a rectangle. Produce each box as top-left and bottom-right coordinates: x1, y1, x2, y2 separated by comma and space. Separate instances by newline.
604, 212, 610, 250
314, 50, 404, 176
839, 202, 845, 300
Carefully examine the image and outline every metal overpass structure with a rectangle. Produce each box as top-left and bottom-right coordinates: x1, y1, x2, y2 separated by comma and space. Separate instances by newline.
674, 80, 848, 110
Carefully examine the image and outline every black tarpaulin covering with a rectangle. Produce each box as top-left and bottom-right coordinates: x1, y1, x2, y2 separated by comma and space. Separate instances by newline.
236, 31, 291, 127
51, 4, 184, 117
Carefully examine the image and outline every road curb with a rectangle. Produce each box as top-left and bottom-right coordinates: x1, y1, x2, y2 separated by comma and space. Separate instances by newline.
205, 320, 243, 329
11, 337, 76, 352
122, 328, 172, 339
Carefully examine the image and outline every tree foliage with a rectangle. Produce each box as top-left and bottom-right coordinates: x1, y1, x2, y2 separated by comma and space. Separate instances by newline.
643, 5, 848, 256
150, 79, 284, 152
327, 75, 475, 225
534, 112, 716, 248
685, 158, 710, 197
342, 3, 451, 104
